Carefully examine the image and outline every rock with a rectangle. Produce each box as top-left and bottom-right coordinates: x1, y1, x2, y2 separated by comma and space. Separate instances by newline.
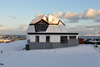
0, 63, 4, 65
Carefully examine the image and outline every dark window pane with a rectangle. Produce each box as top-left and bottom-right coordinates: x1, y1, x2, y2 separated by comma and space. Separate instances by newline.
60, 36, 68, 43
46, 36, 50, 42
36, 36, 39, 42
34, 20, 49, 32
69, 36, 76, 39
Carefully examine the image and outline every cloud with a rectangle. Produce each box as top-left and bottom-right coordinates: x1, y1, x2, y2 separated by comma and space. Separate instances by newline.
0, 29, 26, 35
84, 34, 100, 36
62, 11, 82, 19
18, 24, 28, 30
35, 14, 41, 17
0, 24, 7, 30
20, 24, 28, 26
67, 20, 79, 23
0, 24, 3, 27
0, 24, 27, 35
53, 11, 82, 23
9, 16, 17, 19
35, 9, 100, 23
53, 12, 63, 17
19, 27, 24, 29
0, 26, 27, 35
94, 18, 100, 22
82, 9, 100, 19
0, 27, 7, 30
85, 25, 100, 29
67, 25, 100, 36
95, 31, 100, 33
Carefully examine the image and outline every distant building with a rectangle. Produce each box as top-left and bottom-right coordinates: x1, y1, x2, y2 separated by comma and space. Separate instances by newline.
84, 38, 100, 45
78, 38, 84, 44
0, 39, 11, 43
27, 15, 79, 49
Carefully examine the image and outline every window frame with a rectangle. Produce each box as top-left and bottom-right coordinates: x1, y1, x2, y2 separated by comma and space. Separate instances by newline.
35, 36, 39, 42
69, 36, 76, 39
46, 36, 50, 42
60, 36, 68, 43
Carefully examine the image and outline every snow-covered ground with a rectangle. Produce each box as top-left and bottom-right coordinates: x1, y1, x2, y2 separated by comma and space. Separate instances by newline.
0, 40, 100, 67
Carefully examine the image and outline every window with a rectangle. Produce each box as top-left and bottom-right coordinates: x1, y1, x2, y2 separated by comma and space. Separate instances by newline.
35, 36, 39, 42
69, 36, 76, 39
46, 36, 50, 42
27, 39, 30, 43
60, 36, 68, 43
34, 20, 49, 32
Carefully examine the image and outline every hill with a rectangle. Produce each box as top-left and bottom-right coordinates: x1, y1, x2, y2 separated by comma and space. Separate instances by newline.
0, 40, 100, 67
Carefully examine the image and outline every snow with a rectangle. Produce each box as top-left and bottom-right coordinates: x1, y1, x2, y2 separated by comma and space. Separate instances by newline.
0, 40, 26, 51
0, 40, 100, 67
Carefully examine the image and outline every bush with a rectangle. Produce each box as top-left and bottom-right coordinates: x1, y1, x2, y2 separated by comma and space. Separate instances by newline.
26, 44, 29, 50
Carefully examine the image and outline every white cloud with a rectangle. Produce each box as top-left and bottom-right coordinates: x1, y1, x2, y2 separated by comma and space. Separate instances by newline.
82, 9, 100, 19
84, 34, 100, 36
36, 9, 100, 23
9, 16, 17, 19
0, 27, 27, 35
0, 29, 26, 35
62, 11, 82, 19
0, 24, 7, 30
20, 24, 28, 26
0, 27, 7, 30
53, 11, 82, 23
67, 25, 100, 36
94, 18, 100, 22
0, 24, 27, 35
35, 14, 41, 17
67, 20, 79, 23
53, 12, 63, 17
95, 31, 100, 34
19, 24, 28, 30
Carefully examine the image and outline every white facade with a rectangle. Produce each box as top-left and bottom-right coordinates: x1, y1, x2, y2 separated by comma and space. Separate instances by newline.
28, 35, 78, 42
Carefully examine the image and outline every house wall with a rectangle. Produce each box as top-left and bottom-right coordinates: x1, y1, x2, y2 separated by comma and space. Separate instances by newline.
39, 35, 46, 42
29, 42, 52, 49
27, 35, 79, 49
27, 25, 35, 33
29, 40, 78, 49
68, 39, 79, 46
28, 35, 78, 42
29, 35, 35, 42
50, 35, 60, 42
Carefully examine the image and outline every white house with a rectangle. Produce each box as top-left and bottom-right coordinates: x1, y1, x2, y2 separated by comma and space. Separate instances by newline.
27, 15, 78, 49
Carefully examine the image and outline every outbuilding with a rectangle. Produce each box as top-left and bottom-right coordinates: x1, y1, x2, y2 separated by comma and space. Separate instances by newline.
27, 15, 78, 49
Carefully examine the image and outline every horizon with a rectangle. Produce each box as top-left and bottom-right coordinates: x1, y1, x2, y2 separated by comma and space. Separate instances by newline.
0, 0, 100, 36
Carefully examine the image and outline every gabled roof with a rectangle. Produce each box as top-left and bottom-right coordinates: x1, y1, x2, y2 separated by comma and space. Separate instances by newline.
27, 15, 67, 33
30, 15, 44, 25
30, 15, 62, 25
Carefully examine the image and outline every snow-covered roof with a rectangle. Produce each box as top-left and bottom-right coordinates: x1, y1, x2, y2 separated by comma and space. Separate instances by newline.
27, 15, 67, 33
30, 15, 60, 25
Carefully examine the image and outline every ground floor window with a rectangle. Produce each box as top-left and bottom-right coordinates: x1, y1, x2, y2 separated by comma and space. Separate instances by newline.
35, 36, 39, 42
46, 36, 50, 42
69, 36, 76, 39
60, 36, 68, 43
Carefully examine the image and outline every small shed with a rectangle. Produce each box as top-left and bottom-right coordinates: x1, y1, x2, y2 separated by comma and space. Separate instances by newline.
78, 38, 84, 44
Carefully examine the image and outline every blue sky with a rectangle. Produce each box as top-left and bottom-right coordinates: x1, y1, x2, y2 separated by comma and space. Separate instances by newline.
0, 0, 100, 35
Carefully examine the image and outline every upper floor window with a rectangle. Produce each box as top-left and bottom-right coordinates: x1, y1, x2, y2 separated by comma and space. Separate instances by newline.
34, 20, 49, 32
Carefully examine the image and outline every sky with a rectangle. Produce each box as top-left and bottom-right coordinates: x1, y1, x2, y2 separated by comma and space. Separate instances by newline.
0, 0, 100, 36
